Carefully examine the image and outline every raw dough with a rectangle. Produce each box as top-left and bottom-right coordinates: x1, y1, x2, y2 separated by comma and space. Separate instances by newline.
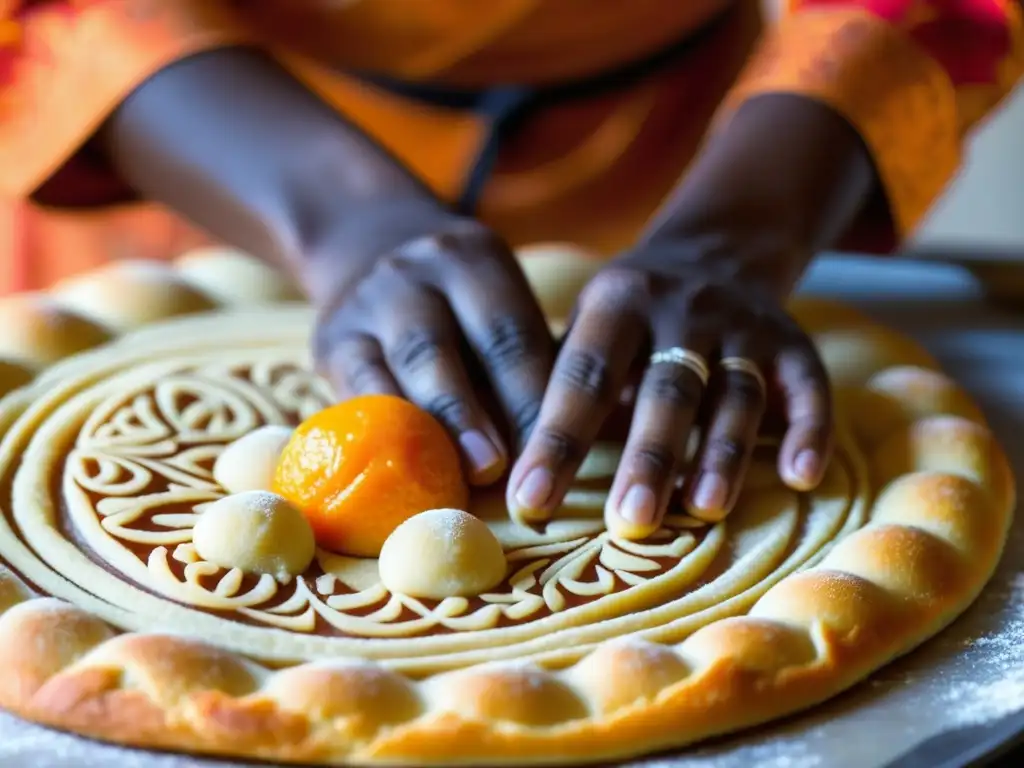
213, 425, 295, 494
0, 295, 1012, 768
192, 491, 315, 581
516, 243, 601, 321
378, 508, 507, 599
0, 293, 111, 366
175, 247, 304, 305
51, 260, 218, 331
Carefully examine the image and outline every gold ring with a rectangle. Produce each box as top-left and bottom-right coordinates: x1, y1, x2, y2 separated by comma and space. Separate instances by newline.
649, 347, 710, 386
719, 356, 767, 392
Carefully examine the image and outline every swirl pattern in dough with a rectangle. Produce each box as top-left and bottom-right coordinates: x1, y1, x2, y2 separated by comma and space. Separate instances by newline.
0, 249, 1013, 767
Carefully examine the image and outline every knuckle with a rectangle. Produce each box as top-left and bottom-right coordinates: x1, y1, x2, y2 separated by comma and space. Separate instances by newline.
373, 250, 417, 280
388, 328, 446, 371
534, 426, 587, 467
642, 367, 704, 409
724, 371, 767, 408
481, 315, 536, 370
422, 394, 474, 430
345, 356, 387, 393
511, 399, 542, 441
403, 224, 504, 266
554, 349, 614, 400
627, 443, 676, 480
704, 436, 747, 472
578, 268, 648, 312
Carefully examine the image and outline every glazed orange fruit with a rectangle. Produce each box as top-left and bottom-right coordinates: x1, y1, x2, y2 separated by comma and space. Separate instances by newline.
272, 394, 468, 558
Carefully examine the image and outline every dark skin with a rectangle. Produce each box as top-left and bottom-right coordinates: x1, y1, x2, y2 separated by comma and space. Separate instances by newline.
100, 48, 876, 533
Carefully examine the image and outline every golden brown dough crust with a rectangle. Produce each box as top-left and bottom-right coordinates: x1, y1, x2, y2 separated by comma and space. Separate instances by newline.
0, 249, 1013, 766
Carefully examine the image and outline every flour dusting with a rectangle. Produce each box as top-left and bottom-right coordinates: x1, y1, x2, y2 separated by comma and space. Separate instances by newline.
940, 572, 1024, 728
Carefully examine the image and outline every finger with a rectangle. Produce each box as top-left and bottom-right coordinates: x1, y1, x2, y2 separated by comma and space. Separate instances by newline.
507, 271, 647, 524
775, 341, 833, 491
605, 339, 709, 540
322, 334, 402, 400
438, 256, 555, 452
378, 293, 508, 486
685, 351, 768, 522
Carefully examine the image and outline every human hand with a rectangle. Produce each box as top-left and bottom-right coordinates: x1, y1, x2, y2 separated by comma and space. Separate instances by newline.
309, 200, 556, 486
505, 237, 834, 537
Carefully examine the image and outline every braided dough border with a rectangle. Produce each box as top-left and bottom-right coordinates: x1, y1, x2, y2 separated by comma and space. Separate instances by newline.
0, 254, 1015, 766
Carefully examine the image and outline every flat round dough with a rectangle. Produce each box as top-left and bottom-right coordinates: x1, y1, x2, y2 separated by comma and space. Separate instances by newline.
51, 260, 218, 331
175, 247, 304, 305
378, 508, 507, 599
192, 491, 315, 581
0, 297, 1011, 767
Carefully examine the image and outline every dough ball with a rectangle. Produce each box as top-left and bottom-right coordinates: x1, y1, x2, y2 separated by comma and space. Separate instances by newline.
175, 247, 303, 305
214, 425, 295, 494
193, 491, 315, 581
870, 415, 1014, 512
813, 326, 938, 388
51, 260, 218, 331
850, 366, 985, 448
378, 508, 506, 599
516, 243, 601, 322
0, 292, 112, 366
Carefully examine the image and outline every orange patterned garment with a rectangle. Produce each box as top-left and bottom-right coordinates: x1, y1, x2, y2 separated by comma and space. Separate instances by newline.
1, 0, 1022, 292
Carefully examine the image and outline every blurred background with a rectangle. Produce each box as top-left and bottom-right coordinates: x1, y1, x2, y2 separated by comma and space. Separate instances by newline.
916, 85, 1024, 253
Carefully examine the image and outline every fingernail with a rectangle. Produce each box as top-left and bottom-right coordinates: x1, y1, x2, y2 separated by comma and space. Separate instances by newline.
617, 485, 657, 525
514, 467, 555, 511
691, 472, 728, 512
459, 430, 503, 478
793, 450, 820, 483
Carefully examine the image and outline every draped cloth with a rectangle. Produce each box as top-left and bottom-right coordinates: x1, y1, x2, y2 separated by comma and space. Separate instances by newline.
1, 0, 1021, 293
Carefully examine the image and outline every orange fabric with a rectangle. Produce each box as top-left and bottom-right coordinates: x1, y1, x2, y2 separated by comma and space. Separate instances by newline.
726, 0, 1024, 250
1, 0, 1022, 294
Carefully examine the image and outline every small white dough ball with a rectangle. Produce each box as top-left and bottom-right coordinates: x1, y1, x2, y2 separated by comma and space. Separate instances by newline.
213, 425, 295, 494
378, 508, 507, 599
175, 247, 303, 305
51, 260, 217, 331
0, 292, 112, 366
193, 491, 315, 581
516, 243, 601, 322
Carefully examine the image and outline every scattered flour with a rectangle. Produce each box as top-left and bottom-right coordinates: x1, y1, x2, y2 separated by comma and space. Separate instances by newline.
635, 733, 825, 768
940, 571, 1024, 728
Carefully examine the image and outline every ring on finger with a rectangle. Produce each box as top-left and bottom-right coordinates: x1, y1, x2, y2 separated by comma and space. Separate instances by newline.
719, 356, 767, 393
649, 347, 710, 387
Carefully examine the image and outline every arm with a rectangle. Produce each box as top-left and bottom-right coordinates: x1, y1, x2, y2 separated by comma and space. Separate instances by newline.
641, 0, 1024, 292
506, 0, 1024, 534
3, 2, 557, 483
97, 47, 446, 305
1, 1, 249, 205
0, 1, 444, 304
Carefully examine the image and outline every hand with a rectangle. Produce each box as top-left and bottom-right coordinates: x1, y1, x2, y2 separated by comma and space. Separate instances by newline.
310, 200, 556, 486
505, 237, 834, 535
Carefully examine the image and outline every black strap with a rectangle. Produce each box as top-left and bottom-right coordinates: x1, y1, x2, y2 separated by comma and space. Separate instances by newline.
350, 11, 731, 214
457, 86, 534, 214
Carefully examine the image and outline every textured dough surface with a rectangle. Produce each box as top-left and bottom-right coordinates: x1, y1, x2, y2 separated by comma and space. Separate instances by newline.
192, 491, 316, 581
378, 508, 508, 599
213, 425, 295, 494
175, 247, 304, 305
0, 255, 1014, 767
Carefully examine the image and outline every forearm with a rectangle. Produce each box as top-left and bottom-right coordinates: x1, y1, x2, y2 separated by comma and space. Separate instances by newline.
640, 93, 876, 293
100, 47, 440, 304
